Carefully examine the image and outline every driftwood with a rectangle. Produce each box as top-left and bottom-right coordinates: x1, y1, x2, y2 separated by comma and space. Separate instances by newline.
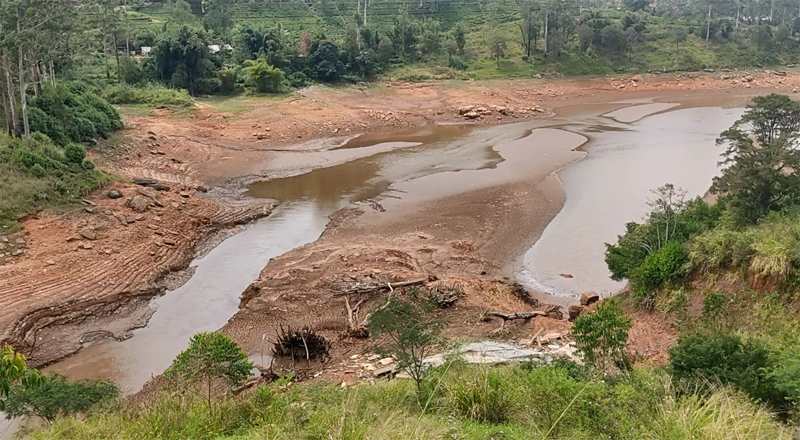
332, 278, 428, 297
485, 311, 547, 332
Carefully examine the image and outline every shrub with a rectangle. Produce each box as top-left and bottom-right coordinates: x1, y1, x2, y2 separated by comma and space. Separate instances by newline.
64, 144, 86, 164
101, 83, 194, 107
29, 83, 122, 144
447, 54, 468, 70
631, 240, 688, 301
573, 299, 632, 371
217, 67, 238, 94
241, 57, 285, 93
669, 333, 788, 412
3, 374, 119, 422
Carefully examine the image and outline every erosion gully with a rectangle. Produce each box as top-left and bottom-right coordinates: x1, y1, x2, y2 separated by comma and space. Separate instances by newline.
1, 94, 749, 438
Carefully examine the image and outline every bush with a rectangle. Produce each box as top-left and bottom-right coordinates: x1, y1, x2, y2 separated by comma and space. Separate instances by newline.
631, 240, 688, 301
101, 83, 194, 107
447, 54, 468, 70
64, 144, 86, 165
241, 57, 285, 93
217, 67, 238, 94
3, 374, 119, 422
670, 333, 788, 412
29, 84, 122, 144
573, 299, 632, 371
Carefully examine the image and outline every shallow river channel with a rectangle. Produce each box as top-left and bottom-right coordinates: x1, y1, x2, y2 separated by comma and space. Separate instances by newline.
15, 96, 747, 412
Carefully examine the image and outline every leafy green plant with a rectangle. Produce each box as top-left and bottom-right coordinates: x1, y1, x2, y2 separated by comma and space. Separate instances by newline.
572, 300, 632, 372
165, 332, 253, 413
368, 294, 445, 406
1, 344, 43, 411
3, 374, 118, 422
241, 57, 284, 93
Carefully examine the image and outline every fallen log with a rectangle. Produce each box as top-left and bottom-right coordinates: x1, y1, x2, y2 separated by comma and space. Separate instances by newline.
332, 278, 428, 297
485, 311, 547, 321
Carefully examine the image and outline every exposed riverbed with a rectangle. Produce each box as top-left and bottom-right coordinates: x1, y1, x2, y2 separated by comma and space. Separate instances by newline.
44, 96, 746, 396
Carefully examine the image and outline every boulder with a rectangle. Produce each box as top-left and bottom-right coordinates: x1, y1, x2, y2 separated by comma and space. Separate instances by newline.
128, 195, 150, 212
133, 178, 158, 186
580, 291, 600, 306
151, 184, 171, 192
568, 305, 587, 321
458, 105, 475, 115
107, 190, 123, 199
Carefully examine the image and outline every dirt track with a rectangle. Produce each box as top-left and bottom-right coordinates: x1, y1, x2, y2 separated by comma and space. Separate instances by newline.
1, 70, 798, 369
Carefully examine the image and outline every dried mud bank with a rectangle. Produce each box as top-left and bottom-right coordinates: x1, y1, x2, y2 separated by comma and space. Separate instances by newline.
0, 185, 274, 367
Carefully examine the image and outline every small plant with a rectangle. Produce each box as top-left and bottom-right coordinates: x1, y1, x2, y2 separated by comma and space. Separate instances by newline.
572, 300, 632, 372
3, 374, 118, 422
368, 295, 445, 406
165, 332, 252, 413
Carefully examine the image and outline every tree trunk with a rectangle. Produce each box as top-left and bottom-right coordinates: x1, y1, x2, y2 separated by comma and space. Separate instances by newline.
543, 12, 549, 55
17, 21, 30, 145
735, 0, 740, 28
706, 3, 712, 42
49, 61, 56, 87
114, 33, 121, 79
103, 40, 110, 80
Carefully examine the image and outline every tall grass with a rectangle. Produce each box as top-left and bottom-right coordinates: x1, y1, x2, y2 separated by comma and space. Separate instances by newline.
26, 364, 791, 440
688, 212, 800, 282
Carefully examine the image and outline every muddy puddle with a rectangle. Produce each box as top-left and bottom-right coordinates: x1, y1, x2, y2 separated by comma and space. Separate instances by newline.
517, 105, 743, 298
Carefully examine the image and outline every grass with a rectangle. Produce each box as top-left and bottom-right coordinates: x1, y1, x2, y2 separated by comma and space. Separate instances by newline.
100, 83, 195, 108
24, 363, 792, 440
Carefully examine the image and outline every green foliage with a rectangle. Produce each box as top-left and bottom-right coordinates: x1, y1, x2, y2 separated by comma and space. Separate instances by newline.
101, 83, 194, 107
670, 333, 788, 413
308, 41, 345, 82
152, 26, 218, 95
573, 300, 633, 371
631, 240, 689, 301
712, 94, 800, 225
241, 57, 284, 93
29, 84, 122, 145
27, 363, 792, 440
1, 345, 43, 412
3, 374, 118, 422
446, 368, 515, 423
368, 294, 445, 406
0, 134, 108, 226
165, 332, 252, 412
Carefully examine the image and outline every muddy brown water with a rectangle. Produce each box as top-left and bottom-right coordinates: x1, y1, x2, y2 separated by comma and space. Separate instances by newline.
517, 104, 743, 298
8, 98, 744, 437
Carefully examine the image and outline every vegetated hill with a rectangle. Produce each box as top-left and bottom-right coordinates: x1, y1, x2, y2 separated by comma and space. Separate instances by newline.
127, 0, 800, 80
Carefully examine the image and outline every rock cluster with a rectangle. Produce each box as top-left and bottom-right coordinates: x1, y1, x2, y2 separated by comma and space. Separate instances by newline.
455, 104, 544, 120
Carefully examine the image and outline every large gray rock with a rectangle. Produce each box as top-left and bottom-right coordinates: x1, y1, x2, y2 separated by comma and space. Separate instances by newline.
107, 190, 123, 199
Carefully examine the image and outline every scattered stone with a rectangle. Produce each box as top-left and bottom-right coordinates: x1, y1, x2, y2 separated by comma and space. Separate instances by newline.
11, 249, 23, 257
151, 184, 171, 192
350, 354, 360, 360
107, 190, 123, 199
46, 260, 56, 265
568, 305, 587, 321
81, 198, 97, 206
196, 185, 209, 193
547, 344, 560, 350
464, 111, 480, 119
79, 229, 98, 241
373, 365, 396, 377
134, 214, 146, 221
559, 273, 574, 279
458, 105, 475, 115
84, 207, 94, 214
128, 195, 150, 212
133, 178, 158, 186
580, 291, 600, 306
179, 191, 191, 198
378, 357, 394, 366
163, 238, 177, 246
794, 88, 799, 94
81, 243, 93, 250
15, 238, 25, 245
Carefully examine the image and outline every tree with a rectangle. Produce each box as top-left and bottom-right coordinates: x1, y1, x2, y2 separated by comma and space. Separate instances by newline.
369, 295, 445, 406
600, 25, 627, 60
671, 27, 687, 54
308, 40, 344, 82
202, 0, 233, 39
572, 300, 632, 372
711, 94, 800, 224
164, 0, 198, 29
1, 344, 43, 411
578, 25, 594, 53
453, 24, 466, 55
165, 332, 252, 413
3, 374, 118, 422
241, 56, 284, 93
152, 26, 215, 95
